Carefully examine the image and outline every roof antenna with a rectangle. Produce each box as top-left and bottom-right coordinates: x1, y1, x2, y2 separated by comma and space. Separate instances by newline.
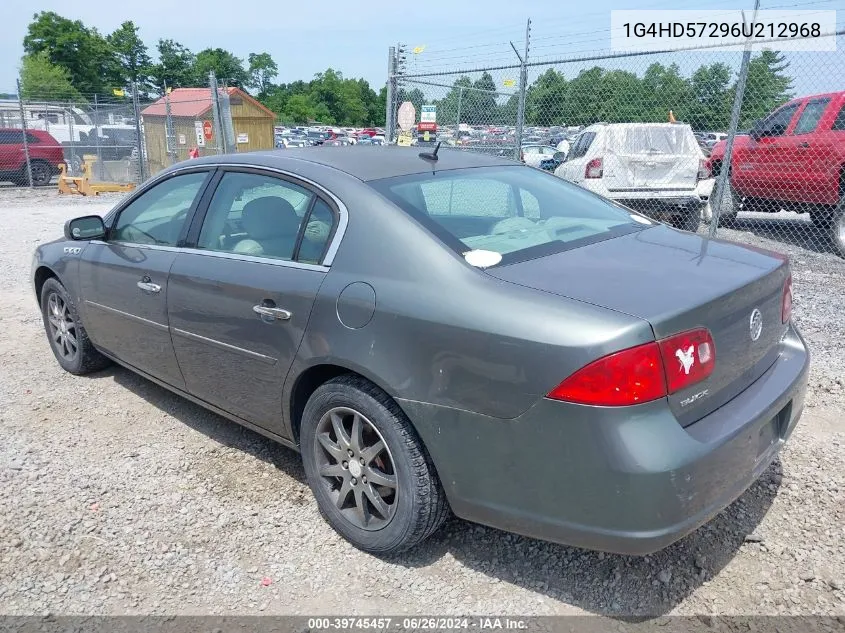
418, 141, 441, 162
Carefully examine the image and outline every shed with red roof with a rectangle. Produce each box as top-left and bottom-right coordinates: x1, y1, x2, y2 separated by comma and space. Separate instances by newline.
141, 87, 275, 174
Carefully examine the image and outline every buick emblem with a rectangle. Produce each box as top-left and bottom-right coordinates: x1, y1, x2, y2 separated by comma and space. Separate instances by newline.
749, 308, 763, 342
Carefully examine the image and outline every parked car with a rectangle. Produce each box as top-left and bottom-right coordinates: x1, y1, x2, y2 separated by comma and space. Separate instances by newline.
705, 91, 845, 256
34, 147, 807, 556
0, 128, 64, 185
554, 123, 709, 231
520, 144, 559, 169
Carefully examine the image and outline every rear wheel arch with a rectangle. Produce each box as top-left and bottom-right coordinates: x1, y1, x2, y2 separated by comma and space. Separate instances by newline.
288, 363, 402, 446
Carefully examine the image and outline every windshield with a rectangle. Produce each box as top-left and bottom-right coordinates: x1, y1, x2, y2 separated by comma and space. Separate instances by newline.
369, 165, 647, 265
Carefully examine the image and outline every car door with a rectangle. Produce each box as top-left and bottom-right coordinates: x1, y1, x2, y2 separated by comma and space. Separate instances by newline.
77, 169, 214, 388
166, 168, 339, 436
739, 101, 801, 200
0, 129, 23, 173
782, 96, 834, 204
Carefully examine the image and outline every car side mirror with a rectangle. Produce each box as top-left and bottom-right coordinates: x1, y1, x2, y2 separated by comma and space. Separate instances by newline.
64, 215, 106, 241
553, 151, 567, 162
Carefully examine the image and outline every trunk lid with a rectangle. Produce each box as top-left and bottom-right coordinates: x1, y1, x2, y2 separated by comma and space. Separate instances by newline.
603, 124, 700, 192
486, 225, 790, 425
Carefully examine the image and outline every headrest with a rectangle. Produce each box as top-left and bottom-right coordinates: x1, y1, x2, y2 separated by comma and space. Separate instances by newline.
241, 196, 300, 240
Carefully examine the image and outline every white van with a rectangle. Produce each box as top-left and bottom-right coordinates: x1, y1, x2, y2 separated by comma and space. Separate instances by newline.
554, 122, 710, 231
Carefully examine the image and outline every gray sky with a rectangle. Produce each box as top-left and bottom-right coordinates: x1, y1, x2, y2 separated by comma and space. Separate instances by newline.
3, 0, 842, 97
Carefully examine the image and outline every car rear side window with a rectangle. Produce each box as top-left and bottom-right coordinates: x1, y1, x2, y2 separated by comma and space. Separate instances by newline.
112, 171, 209, 246
196, 171, 336, 264
370, 165, 643, 265
792, 98, 831, 135
568, 132, 596, 160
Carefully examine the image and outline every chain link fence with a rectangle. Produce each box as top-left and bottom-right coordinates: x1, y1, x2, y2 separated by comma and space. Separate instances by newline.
1, 73, 260, 192
388, 32, 845, 259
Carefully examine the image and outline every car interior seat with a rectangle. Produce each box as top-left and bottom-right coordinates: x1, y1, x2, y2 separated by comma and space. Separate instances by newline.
232, 196, 302, 259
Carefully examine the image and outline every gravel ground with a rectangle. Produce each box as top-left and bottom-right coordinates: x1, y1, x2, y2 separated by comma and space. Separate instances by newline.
0, 188, 843, 618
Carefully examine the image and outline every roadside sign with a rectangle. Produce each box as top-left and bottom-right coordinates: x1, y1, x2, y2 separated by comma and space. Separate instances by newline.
237, 132, 249, 144
397, 102, 416, 131
420, 104, 436, 124
178, 133, 186, 145
194, 121, 205, 147
503, 79, 516, 87
202, 120, 213, 140
397, 131, 413, 146
418, 121, 437, 132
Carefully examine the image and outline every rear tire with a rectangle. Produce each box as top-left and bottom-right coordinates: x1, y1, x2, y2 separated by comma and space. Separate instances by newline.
300, 375, 449, 555
826, 198, 845, 258
675, 206, 702, 232
27, 160, 53, 186
40, 278, 111, 375
716, 186, 741, 227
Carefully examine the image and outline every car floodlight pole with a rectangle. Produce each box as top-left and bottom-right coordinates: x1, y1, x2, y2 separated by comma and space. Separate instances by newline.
512, 18, 531, 161
16, 79, 34, 188
709, 0, 759, 237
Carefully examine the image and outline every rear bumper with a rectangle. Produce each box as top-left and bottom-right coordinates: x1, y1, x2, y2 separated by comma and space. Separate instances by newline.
616, 195, 703, 212
400, 323, 809, 555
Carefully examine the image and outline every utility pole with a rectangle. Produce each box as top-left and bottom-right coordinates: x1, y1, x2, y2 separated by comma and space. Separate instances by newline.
131, 81, 146, 182
709, 0, 759, 236
16, 79, 33, 188
386, 46, 396, 142
511, 18, 531, 161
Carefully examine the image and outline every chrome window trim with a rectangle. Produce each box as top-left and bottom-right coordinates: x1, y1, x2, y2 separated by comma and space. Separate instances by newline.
88, 240, 329, 273
106, 162, 349, 267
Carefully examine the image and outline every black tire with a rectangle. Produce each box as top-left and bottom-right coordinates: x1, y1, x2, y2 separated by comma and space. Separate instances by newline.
717, 186, 741, 227
826, 199, 845, 258
40, 277, 111, 375
675, 206, 702, 232
26, 160, 53, 186
300, 375, 449, 555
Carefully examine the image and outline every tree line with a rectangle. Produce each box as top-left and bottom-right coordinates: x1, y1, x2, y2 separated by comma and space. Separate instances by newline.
403, 52, 793, 131
18, 11, 793, 130
17, 11, 384, 126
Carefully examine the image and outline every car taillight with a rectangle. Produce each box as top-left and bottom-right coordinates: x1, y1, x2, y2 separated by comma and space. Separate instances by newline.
697, 158, 710, 181
782, 273, 793, 323
657, 328, 716, 394
585, 157, 603, 179
547, 327, 716, 406
547, 342, 666, 406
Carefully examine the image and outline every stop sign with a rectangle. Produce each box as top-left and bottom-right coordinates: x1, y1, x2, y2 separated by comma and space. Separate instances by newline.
202, 120, 213, 140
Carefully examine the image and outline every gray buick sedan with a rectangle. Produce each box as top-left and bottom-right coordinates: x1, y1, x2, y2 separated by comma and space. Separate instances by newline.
32, 147, 809, 556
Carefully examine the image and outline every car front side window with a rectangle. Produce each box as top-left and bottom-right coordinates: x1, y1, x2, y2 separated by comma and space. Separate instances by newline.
111, 171, 209, 246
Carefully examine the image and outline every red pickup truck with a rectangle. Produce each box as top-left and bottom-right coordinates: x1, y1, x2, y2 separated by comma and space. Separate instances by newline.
0, 128, 65, 186
706, 91, 845, 257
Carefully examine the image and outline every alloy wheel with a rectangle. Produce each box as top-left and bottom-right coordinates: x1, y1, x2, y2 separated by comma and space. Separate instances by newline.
314, 406, 398, 530
46, 292, 78, 362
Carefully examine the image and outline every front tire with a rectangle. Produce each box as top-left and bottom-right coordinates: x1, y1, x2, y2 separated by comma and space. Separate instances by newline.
301, 375, 449, 555
40, 277, 111, 375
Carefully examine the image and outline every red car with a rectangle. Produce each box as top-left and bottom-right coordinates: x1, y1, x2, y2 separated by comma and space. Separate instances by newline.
706, 91, 845, 256
0, 128, 64, 186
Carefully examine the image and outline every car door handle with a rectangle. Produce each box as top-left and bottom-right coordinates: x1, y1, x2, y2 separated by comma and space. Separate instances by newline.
797, 142, 810, 148
253, 305, 292, 321
136, 280, 161, 293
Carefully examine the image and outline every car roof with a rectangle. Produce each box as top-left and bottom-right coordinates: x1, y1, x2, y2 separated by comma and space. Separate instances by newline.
187, 146, 519, 182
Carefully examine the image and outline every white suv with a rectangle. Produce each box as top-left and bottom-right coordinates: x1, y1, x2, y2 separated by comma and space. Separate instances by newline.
553, 122, 710, 231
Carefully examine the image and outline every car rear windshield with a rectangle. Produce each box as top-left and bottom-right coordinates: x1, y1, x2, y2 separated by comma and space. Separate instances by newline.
608, 125, 696, 155
369, 165, 647, 266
